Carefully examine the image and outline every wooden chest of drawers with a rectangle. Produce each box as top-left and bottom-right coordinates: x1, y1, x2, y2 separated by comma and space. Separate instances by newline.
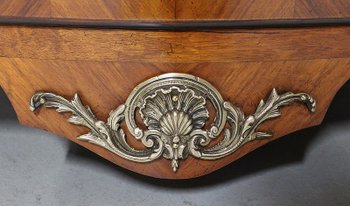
0, 0, 349, 179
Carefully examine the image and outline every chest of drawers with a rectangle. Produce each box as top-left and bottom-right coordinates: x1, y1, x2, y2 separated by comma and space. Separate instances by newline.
0, 0, 349, 179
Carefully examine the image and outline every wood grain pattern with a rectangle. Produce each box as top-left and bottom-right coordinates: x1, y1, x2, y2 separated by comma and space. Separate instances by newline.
294, 0, 350, 18
0, 0, 175, 20
51, 0, 175, 20
0, 26, 350, 178
1, 0, 350, 21
176, 0, 350, 20
176, 0, 295, 20
1, 27, 350, 63
0, 58, 349, 179
0, 0, 50, 17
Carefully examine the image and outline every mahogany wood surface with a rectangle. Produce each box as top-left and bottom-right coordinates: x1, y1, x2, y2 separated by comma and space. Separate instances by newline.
0, 25, 350, 178
1, 0, 350, 21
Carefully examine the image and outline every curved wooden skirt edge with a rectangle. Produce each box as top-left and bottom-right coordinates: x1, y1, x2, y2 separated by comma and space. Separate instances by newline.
0, 58, 349, 179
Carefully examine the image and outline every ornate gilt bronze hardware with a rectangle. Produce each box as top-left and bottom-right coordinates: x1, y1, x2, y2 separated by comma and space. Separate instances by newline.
30, 73, 316, 172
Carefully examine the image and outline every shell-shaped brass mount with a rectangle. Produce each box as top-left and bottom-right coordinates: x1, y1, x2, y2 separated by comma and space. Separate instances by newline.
30, 73, 316, 172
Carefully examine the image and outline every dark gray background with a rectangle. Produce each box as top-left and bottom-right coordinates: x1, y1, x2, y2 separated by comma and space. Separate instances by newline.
0, 83, 349, 206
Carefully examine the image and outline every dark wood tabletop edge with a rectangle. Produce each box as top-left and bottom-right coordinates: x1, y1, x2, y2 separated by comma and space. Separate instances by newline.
1, 17, 350, 30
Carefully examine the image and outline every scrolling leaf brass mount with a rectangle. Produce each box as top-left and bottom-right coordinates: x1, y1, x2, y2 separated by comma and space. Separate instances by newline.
30, 73, 316, 172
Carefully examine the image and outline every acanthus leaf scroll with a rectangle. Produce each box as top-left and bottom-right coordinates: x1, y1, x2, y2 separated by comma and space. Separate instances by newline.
30, 73, 316, 172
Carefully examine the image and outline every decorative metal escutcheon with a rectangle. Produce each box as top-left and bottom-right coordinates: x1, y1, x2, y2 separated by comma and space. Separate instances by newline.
30, 73, 316, 172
